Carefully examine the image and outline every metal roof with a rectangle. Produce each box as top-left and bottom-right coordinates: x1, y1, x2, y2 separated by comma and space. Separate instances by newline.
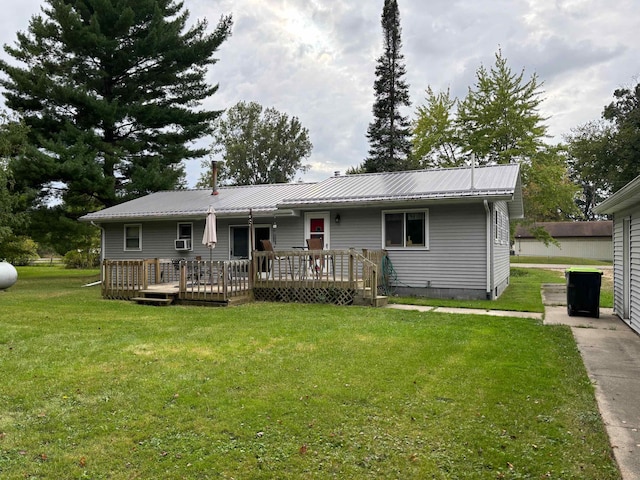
80, 164, 524, 223
279, 164, 523, 217
79, 183, 314, 222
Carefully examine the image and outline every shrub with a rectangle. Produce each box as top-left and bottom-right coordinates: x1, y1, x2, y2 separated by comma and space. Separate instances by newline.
63, 249, 100, 269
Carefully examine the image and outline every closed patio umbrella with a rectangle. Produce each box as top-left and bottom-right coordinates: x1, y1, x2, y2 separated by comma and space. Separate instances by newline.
202, 206, 217, 261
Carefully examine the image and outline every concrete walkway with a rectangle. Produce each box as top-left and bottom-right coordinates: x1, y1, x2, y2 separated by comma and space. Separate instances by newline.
542, 284, 640, 480
387, 285, 640, 479
385, 303, 543, 319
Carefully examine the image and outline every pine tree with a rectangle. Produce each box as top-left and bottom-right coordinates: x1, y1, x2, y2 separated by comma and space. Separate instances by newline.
363, 0, 412, 173
0, 0, 232, 212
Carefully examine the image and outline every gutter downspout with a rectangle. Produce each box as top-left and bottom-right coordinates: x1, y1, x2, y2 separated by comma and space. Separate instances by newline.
91, 221, 105, 282
483, 200, 492, 300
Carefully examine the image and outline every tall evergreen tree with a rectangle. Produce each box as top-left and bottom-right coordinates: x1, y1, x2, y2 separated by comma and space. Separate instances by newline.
363, 0, 411, 173
0, 0, 232, 214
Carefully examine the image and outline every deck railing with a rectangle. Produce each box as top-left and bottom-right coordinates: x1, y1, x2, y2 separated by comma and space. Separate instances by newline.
102, 250, 384, 305
102, 258, 252, 302
252, 249, 380, 303
179, 259, 251, 302
102, 259, 147, 299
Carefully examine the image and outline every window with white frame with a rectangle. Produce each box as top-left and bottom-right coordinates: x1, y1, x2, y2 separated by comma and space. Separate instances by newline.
124, 224, 142, 251
383, 210, 429, 248
494, 209, 508, 245
178, 223, 193, 241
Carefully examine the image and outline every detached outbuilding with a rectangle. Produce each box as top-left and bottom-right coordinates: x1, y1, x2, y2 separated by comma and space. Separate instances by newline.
81, 164, 523, 303
594, 176, 640, 334
514, 221, 613, 261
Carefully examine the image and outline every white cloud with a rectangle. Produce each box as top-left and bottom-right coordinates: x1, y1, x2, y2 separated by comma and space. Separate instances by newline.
1, 0, 638, 186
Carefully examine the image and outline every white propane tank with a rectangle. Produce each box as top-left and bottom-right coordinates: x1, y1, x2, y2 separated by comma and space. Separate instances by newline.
0, 261, 18, 290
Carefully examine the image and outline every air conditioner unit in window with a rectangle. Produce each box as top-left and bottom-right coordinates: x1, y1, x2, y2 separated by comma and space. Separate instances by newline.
174, 239, 191, 250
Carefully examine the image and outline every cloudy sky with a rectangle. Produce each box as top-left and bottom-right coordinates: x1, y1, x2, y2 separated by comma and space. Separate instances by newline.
1, 0, 638, 186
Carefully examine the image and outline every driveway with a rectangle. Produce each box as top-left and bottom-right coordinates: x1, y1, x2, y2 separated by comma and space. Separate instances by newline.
543, 284, 640, 480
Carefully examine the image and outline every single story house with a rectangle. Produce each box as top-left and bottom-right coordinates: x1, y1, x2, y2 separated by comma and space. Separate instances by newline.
80, 163, 523, 301
514, 221, 613, 261
594, 177, 640, 334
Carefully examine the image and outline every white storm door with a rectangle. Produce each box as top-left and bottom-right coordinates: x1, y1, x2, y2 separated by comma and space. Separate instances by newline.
304, 212, 330, 250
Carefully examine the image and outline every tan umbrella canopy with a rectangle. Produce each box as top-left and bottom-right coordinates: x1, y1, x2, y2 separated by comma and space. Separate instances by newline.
202, 206, 217, 260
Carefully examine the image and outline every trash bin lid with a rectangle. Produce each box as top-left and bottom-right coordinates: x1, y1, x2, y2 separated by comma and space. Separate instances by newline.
565, 267, 603, 274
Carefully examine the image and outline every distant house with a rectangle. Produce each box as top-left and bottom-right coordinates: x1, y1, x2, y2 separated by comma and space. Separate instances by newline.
514, 221, 613, 261
594, 178, 640, 334
80, 164, 523, 301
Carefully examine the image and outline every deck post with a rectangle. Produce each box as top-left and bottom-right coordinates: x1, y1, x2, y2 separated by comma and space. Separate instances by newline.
153, 258, 160, 284
348, 249, 355, 288
222, 262, 228, 301
179, 261, 186, 296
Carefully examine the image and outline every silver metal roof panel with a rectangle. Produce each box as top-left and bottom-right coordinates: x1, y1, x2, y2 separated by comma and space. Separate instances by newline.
279, 164, 521, 206
80, 164, 523, 223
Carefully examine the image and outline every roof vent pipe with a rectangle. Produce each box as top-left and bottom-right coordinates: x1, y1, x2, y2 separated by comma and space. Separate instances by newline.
470, 153, 475, 190
211, 160, 219, 196
334, 171, 341, 177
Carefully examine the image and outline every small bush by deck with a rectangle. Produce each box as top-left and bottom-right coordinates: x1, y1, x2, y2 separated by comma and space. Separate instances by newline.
0, 267, 619, 479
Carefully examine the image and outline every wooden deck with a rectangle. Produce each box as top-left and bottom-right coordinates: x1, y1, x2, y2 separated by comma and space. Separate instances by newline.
101, 249, 387, 307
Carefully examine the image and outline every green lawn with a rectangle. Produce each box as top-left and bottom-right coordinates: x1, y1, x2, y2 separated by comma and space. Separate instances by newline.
0, 267, 619, 479
510, 255, 612, 266
392, 267, 614, 312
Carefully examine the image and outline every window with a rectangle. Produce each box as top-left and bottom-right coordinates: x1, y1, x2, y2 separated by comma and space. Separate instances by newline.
383, 210, 428, 248
177, 223, 193, 241
124, 224, 142, 251
495, 208, 509, 245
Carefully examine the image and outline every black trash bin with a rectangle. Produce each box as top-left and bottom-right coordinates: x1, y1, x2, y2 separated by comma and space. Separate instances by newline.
565, 267, 603, 318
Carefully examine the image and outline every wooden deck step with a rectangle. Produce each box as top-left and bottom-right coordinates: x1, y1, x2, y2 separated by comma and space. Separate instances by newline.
133, 296, 174, 306
133, 290, 178, 306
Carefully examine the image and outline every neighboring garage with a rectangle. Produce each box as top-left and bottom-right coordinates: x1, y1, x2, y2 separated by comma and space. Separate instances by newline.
513, 221, 613, 261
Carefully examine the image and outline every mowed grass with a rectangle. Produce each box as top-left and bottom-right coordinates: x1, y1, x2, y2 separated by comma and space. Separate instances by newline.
0, 268, 619, 479
510, 256, 612, 266
392, 267, 614, 311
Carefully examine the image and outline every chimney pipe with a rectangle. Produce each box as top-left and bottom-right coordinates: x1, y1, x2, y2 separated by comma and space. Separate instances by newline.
211, 160, 219, 196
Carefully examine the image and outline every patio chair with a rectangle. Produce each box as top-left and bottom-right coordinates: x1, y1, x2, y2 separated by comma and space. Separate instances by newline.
260, 239, 290, 279
306, 238, 324, 277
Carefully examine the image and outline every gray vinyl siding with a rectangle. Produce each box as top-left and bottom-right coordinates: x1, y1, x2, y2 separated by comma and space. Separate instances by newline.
611, 207, 640, 335
331, 204, 486, 292
100, 202, 503, 298
330, 204, 488, 291
612, 217, 624, 317
103, 220, 220, 260
419, 203, 487, 290
493, 201, 511, 298
630, 212, 640, 334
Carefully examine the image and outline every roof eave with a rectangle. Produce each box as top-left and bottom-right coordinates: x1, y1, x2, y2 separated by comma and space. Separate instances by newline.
79, 207, 293, 223
278, 191, 517, 210
594, 175, 640, 214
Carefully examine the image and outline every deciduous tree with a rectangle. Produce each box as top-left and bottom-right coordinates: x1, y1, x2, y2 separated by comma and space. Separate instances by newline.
603, 83, 640, 192
412, 87, 460, 168
199, 101, 311, 186
520, 146, 579, 222
456, 50, 547, 165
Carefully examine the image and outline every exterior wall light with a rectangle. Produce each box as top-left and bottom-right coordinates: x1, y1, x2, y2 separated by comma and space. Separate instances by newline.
335, 214, 341, 224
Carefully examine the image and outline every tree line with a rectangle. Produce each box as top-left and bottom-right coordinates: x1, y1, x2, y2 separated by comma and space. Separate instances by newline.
359, 0, 639, 226
0, 0, 638, 262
